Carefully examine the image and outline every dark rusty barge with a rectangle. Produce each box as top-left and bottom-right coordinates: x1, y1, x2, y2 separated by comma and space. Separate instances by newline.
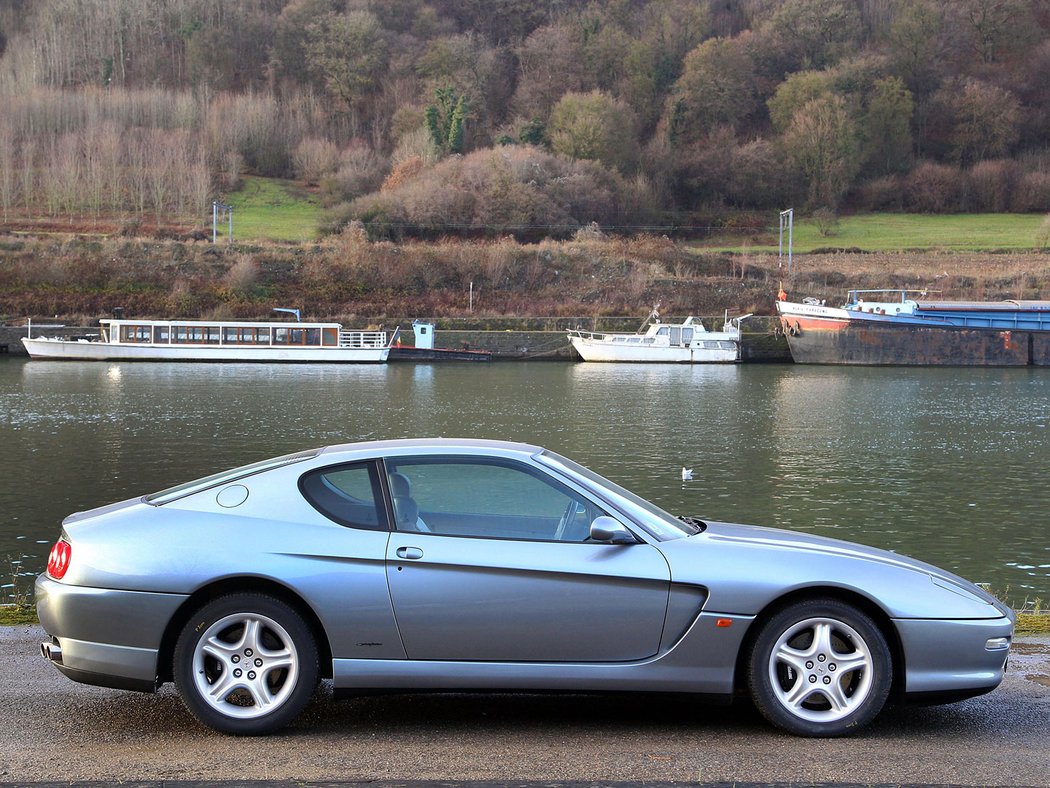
776, 290, 1050, 366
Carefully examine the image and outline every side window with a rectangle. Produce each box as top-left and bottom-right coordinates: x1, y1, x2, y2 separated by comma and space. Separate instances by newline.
300, 462, 387, 531
385, 459, 607, 542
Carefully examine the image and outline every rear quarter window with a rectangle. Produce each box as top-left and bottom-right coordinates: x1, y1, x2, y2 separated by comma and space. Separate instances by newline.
299, 462, 388, 531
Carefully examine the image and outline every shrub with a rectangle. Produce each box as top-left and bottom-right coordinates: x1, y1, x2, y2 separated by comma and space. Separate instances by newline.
1012, 172, 1050, 212
292, 137, 340, 185
381, 156, 426, 192
338, 145, 634, 241
904, 161, 963, 213
813, 207, 839, 237
855, 175, 904, 211
223, 253, 258, 294
320, 144, 388, 204
965, 159, 1019, 212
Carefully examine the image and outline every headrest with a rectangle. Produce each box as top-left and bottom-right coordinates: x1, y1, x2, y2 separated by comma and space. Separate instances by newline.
392, 495, 419, 527
389, 471, 412, 497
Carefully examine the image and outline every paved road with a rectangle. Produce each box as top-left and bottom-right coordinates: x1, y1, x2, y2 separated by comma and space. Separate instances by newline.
3, 625, 1049, 786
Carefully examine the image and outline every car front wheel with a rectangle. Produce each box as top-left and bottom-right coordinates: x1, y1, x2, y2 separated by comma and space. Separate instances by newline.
748, 598, 892, 737
173, 593, 320, 735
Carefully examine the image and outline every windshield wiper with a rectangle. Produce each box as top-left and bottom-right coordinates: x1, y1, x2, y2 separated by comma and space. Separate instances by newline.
676, 515, 707, 533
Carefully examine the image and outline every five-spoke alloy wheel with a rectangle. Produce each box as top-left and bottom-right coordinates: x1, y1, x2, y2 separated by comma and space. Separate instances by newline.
174, 593, 320, 735
748, 598, 892, 737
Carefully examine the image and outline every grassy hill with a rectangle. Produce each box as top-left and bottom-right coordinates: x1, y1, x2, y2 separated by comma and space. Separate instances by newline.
222, 177, 322, 243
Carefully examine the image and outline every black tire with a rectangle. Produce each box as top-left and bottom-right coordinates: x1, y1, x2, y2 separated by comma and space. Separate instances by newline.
173, 593, 320, 735
747, 598, 892, 737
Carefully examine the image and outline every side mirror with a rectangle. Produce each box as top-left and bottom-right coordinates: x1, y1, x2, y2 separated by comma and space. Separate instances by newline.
589, 516, 638, 545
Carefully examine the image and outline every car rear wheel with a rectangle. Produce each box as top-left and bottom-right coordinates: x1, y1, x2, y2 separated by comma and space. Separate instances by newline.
173, 593, 320, 735
748, 598, 892, 737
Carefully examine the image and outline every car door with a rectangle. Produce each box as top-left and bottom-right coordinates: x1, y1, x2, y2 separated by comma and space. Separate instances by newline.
383, 456, 671, 663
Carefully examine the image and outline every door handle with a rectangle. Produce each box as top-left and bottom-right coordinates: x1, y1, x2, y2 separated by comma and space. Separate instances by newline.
396, 546, 424, 560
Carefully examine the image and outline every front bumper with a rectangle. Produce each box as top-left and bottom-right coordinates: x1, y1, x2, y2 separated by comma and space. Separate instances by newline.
35, 574, 188, 692
897, 614, 1015, 699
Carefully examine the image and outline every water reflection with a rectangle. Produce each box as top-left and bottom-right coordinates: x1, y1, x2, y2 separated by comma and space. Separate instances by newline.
2, 358, 1049, 604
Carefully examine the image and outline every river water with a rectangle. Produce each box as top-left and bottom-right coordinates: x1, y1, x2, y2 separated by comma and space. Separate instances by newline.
2, 358, 1048, 606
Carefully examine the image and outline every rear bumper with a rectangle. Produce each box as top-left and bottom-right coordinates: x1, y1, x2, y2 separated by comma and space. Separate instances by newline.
36, 574, 188, 691
897, 615, 1014, 698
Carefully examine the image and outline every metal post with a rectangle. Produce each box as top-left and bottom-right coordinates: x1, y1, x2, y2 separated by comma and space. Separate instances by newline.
213, 202, 233, 244
779, 209, 794, 275
469, 281, 473, 313
778, 212, 783, 266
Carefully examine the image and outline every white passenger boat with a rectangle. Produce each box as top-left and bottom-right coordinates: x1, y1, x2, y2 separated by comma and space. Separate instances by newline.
567, 309, 751, 363
22, 317, 390, 362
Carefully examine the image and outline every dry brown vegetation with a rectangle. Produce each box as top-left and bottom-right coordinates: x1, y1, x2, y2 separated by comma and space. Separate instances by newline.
3, 232, 1050, 325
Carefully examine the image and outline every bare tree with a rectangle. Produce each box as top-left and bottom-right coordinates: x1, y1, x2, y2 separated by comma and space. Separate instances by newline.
0, 118, 15, 221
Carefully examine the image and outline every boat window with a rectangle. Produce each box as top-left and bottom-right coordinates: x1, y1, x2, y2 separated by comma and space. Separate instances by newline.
383, 457, 609, 542
205, 327, 220, 344
153, 326, 169, 343
174, 325, 208, 344
682, 328, 694, 344
120, 324, 152, 343
237, 327, 270, 345
299, 462, 387, 531
703, 340, 719, 349
627, 337, 641, 344
719, 341, 735, 350
656, 327, 669, 337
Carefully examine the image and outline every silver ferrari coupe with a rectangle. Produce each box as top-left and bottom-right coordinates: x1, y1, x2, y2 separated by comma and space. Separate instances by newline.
36, 439, 1014, 736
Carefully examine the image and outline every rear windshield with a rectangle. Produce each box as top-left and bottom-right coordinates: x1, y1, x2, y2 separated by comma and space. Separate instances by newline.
145, 448, 321, 505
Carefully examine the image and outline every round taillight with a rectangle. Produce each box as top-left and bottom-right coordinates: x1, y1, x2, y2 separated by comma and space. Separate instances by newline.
47, 540, 71, 580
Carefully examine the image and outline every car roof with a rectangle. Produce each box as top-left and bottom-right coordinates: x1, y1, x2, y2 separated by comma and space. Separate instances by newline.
146, 439, 546, 507
318, 437, 543, 461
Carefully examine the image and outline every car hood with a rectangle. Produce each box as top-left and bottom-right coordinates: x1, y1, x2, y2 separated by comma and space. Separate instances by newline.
658, 520, 1010, 619
701, 520, 966, 581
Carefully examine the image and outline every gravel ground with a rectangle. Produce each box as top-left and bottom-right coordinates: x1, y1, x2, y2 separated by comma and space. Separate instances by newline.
2, 625, 1048, 786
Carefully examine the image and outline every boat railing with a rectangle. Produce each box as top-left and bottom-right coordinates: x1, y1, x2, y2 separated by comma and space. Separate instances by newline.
845, 288, 939, 306
339, 330, 388, 348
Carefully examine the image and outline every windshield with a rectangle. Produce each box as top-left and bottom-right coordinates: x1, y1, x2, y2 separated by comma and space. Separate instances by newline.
536, 450, 698, 540
145, 448, 321, 505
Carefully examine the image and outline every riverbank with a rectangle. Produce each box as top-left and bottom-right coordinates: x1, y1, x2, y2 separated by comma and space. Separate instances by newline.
4, 234, 1050, 329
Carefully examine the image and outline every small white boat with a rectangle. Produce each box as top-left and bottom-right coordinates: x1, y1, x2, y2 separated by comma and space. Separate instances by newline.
22, 316, 390, 362
567, 309, 751, 363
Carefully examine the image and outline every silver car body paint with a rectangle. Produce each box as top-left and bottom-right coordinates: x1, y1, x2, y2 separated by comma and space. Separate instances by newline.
36, 438, 1014, 703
